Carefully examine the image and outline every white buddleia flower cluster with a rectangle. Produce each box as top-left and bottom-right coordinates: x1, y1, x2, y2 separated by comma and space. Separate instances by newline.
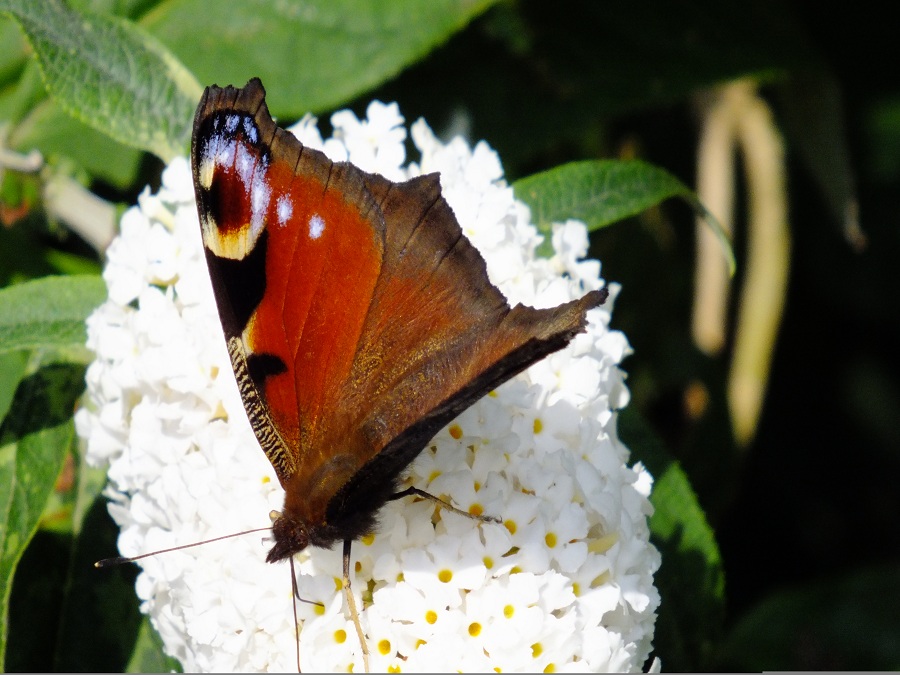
76, 99, 660, 672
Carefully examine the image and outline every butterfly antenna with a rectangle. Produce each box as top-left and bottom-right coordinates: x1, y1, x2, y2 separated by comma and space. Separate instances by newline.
93, 526, 273, 567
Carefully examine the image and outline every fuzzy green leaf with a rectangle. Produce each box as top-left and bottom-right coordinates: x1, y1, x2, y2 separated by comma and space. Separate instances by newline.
0, 0, 201, 160
142, 0, 496, 116
0, 276, 106, 354
620, 407, 726, 670
514, 159, 734, 269
0, 359, 85, 669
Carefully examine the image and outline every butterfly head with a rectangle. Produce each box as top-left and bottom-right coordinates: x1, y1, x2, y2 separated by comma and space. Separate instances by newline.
266, 512, 311, 563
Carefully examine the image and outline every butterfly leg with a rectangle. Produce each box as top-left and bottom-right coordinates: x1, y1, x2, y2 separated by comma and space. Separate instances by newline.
389, 486, 502, 524
287, 557, 325, 672
289, 557, 302, 672
343, 539, 371, 672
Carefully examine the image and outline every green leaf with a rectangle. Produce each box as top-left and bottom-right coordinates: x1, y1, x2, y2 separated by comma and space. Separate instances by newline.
620, 407, 725, 670
0, 275, 106, 354
0, 358, 85, 670
126, 615, 181, 673
514, 159, 691, 231
514, 159, 734, 270
0, 0, 202, 160
10, 96, 144, 189
719, 563, 900, 670
42, 249, 103, 278
0, 52, 46, 125
142, 0, 497, 116
0, 16, 28, 83
0, 351, 27, 425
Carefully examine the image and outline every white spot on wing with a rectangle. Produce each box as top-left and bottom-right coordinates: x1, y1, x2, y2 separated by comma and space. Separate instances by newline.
199, 134, 235, 189
235, 142, 255, 187
309, 214, 325, 239
242, 116, 258, 144
250, 172, 271, 236
276, 196, 293, 226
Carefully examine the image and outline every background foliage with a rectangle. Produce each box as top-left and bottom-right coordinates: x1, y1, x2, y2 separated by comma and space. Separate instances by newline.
1, 0, 898, 671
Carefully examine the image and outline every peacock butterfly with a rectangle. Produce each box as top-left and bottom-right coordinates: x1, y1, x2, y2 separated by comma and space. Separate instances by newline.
189, 78, 607, 664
